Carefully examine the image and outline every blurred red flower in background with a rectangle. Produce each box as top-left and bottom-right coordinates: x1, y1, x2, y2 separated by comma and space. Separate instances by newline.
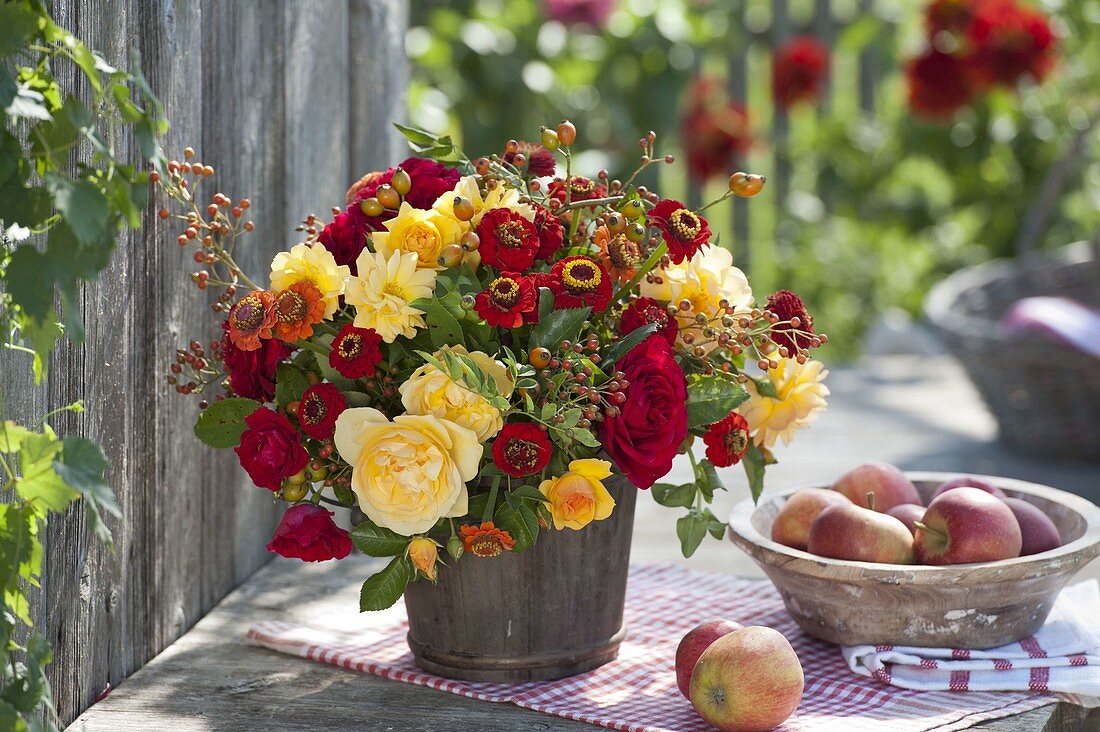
681, 77, 752, 184
772, 36, 830, 110
906, 49, 976, 119
967, 0, 1056, 87
540, 0, 614, 28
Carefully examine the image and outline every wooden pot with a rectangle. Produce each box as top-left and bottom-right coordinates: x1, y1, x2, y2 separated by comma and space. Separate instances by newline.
402, 474, 638, 682
728, 472, 1100, 649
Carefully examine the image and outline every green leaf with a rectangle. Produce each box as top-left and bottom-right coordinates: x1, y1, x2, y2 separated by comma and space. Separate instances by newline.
509, 484, 548, 503
676, 512, 708, 558
530, 305, 591, 352
359, 556, 414, 611
16, 433, 78, 512
6, 247, 54, 321
493, 500, 539, 552
536, 287, 555, 322
0, 422, 32, 453
743, 443, 767, 504
53, 436, 120, 548
0, 3, 37, 57
695, 458, 725, 502
410, 297, 466, 349
685, 374, 749, 430
193, 398, 261, 448
274, 363, 310, 407
751, 376, 778, 399
393, 122, 442, 148
651, 482, 696, 509
349, 520, 409, 557
602, 322, 657, 366
44, 174, 110, 246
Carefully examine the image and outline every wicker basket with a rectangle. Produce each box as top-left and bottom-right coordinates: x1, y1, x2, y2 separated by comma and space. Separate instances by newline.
924, 241, 1100, 460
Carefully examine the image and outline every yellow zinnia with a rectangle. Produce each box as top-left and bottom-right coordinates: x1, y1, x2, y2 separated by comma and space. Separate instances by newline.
538, 459, 616, 530
344, 249, 437, 343
739, 358, 829, 449
372, 202, 464, 271
333, 408, 482, 536
398, 346, 513, 442
269, 242, 350, 318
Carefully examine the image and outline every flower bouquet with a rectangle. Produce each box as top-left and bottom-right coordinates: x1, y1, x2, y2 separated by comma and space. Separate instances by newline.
158, 121, 826, 672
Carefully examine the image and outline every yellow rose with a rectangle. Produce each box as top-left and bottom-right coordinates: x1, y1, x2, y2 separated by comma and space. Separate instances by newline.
434, 175, 535, 228
372, 202, 464, 270
407, 537, 440, 582
269, 242, 350, 318
739, 358, 829, 448
398, 347, 513, 442
538, 459, 616, 530
333, 408, 482, 536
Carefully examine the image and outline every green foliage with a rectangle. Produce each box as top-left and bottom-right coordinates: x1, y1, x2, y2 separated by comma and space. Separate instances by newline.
652, 456, 728, 557
359, 556, 415, 611
0, 3, 164, 726
350, 520, 410, 558
193, 398, 261, 449
685, 373, 749, 430
493, 495, 540, 552
529, 303, 591, 352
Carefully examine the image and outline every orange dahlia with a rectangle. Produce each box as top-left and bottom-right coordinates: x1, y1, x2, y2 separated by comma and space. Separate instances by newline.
594, 225, 641, 285
227, 290, 277, 351
460, 521, 517, 557
272, 281, 326, 343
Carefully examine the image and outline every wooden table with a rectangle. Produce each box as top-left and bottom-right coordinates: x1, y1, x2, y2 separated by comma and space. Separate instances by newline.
68, 356, 1100, 731
66, 555, 1094, 731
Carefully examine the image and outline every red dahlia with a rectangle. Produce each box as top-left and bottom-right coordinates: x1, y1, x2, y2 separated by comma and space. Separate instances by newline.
620, 297, 678, 346
925, 0, 974, 35
703, 412, 751, 468
475, 272, 539, 328
649, 199, 712, 264
548, 255, 613, 312
772, 36, 829, 110
504, 141, 557, 178
476, 208, 541, 271
967, 0, 1056, 87
547, 175, 607, 207
329, 323, 384, 379
297, 382, 347, 440
532, 205, 565, 261
765, 290, 815, 353
906, 49, 974, 119
492, 423, 552, 478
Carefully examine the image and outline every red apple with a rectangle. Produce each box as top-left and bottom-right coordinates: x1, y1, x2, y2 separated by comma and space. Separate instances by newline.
771, 488, 853, 551
886, 503, 925, 534
832, 462, 922, 512
1002, 497, 1061, 556
914, 487, 1022, 565
689, 626, 804, 732
675, 619, 743, 698
807, 502, 915, 564
931, 476, 1006, 501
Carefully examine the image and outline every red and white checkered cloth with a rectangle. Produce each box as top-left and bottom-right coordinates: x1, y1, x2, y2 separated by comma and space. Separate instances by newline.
247, 564, 1066, 731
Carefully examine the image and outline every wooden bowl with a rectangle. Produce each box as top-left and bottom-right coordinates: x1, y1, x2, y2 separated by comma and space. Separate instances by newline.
727, 472, 1100, 648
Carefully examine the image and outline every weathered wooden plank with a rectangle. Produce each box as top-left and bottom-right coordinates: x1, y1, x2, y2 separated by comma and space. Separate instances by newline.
349, 0, 409, 175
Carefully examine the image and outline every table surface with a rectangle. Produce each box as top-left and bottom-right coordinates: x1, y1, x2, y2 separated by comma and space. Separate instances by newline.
67, 356, 1100, 731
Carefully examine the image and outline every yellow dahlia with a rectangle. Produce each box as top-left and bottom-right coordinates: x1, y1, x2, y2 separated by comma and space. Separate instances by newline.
399, 346, 513, 442
269, 242, 350, 318
372, 202, 465, 271
738, 357, 829, 449
344, 250, 437, 343
434, 175, 535, 228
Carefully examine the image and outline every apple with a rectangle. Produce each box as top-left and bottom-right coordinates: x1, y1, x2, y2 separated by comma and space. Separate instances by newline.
832, 462, 922, 512
675, 619, 743, 698
689, 626, 804, 732
886, 503, 925, 534
771, 488, 853, 551
931, 476, 1006, 501
1002, 497, 1061, 556
807, 502, 915, 564
914, 487, 1022, 565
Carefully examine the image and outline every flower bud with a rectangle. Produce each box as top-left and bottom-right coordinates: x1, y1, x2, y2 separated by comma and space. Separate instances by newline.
408, 537, 439, 582
446, 535, 464, 560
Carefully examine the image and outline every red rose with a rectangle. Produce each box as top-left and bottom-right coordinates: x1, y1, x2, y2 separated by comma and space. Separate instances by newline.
492, 422, 552, 478
547, 255, 613, 312
599, 335, 688, 489
547, 175, 607, 207
620, 297, 678, 346
476, 208, 541, 271
772, 36, 829, 109
532, 205, 565, 261
329, 323, 383, 379
475, 272, 539, 328
298, 383, 347, 440
681, 77, 752, 184
967, 0, 1055, 87
318, 211, 369, 271
220, 321, 292, 402
906, 48, 974, 119
765, 290, 815, 354
345, 157, 462, 231
649, 199, 712, 264
267, 504, 352, 562
703, 412, 751, 468
234, 407, 310, 491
